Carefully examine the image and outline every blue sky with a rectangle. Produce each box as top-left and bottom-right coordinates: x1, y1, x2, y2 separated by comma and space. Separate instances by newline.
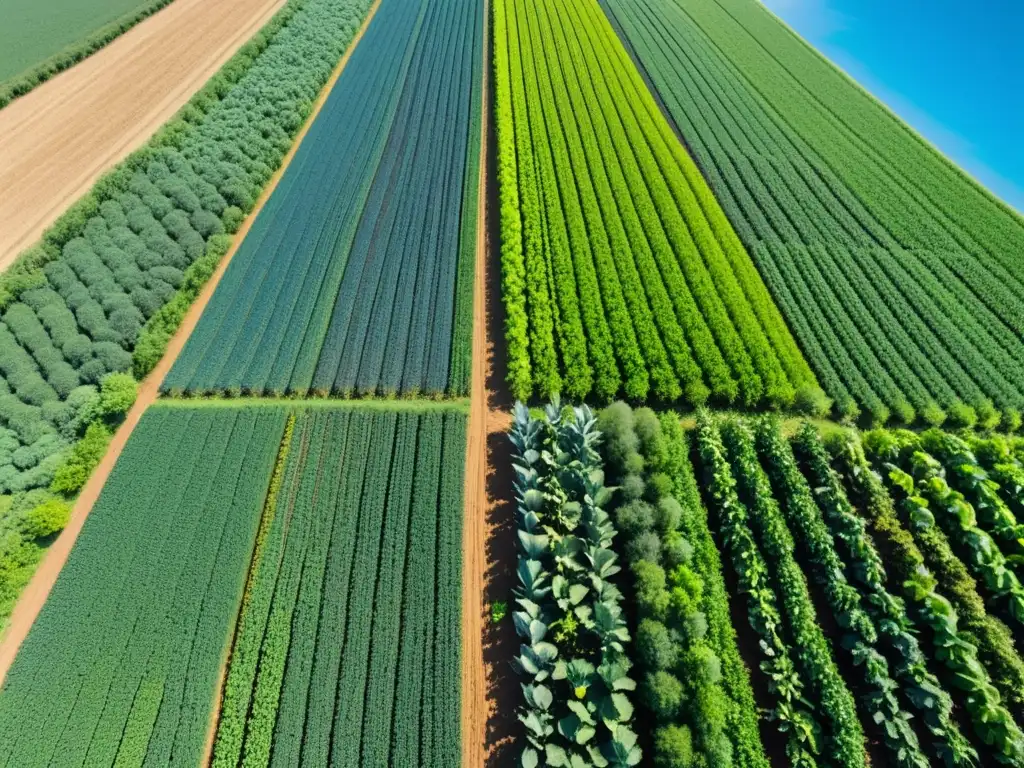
761, 0, 1024, 213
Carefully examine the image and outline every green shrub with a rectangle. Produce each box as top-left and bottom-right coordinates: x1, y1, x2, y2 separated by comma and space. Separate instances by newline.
98, 372, 137, 418
653, 724, 694, 768
20, 498, 71, 539
50, 423, 111, 496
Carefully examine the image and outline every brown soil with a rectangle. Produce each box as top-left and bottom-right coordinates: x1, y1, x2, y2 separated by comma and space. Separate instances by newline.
463, 0, 521, 762
0, 0, 382, 689
0, 0, 286, 269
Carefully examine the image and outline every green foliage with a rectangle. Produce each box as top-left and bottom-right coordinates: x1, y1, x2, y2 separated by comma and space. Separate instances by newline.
0, 406, 288, 763
49, 422, 111, 496
695, 413, 821, 768
600, 402, 759, 768
601, 0, 1024, 424
19, 498, 71, 539
212, 407, 465, 768
164, 0, 478, 400
831, 432, 1024, 740
493, 0, 814, 406
511, 400, 641, 768
793, 425, 977, 767
719, 418, 864, 768
755, 418, 936, 768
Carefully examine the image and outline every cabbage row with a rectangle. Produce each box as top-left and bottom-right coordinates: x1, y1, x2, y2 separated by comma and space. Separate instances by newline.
600, 0, 1024, 428
493, 0, 816, 409
0, 0, 375, 496
165, 0, 482, 399
0, 405, 287, 764
510, 400, 641, 767
212, 406, 465, 768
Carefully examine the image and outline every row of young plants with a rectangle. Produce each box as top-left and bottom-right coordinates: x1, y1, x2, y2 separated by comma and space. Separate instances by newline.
864, 429, 1024, 632
166, 0, 482, 400
493, 0, 819, 409
600, 0, 1024, 427
0, 406, 287, 764
827, 432, 1024, 762
0, 0, 374, 496
697, 412, 1024, 765
597, 403, 767, 768
510, 400, 641, 767
213, 407, 465, 767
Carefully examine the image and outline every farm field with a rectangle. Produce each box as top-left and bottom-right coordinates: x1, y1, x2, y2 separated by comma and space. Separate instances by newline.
494, 0, 817, 410
0, 405, 287, 765
513, 402, 1024, 767
2, 0, 1024, 764
0, 0, 165, 87
0, 0, 287, 266
0, 0, 373, 499
600, 0, 1024, 428
164, 0, 482, 399
212, 406, 465, 767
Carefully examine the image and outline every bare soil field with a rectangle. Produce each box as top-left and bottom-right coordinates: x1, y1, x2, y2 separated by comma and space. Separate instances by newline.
0, 0, 285, 269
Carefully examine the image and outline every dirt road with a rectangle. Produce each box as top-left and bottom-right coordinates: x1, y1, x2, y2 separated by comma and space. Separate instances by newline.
0, 0, 383, 686
0, 0, 285, 270
462, 0, 520, 763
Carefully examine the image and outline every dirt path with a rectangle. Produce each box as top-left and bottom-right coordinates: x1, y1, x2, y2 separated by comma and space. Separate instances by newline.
462, 0, 520, 764
0, 0, 383, 689
0, 0, 286, 269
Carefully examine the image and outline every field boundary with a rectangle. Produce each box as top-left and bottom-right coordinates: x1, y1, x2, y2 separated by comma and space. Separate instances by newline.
0, 0, 383, 687
462, 0, 492, 762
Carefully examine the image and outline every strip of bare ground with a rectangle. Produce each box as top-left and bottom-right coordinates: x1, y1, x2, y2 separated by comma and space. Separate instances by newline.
0, 0, 384, 695
463, 0, 522, 762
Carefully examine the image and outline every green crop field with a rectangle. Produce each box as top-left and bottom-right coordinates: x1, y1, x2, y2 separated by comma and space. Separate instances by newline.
0, 0, 161, 84
164, 0, 482, 399
494, 0, 816, 411
212, 407, 465, 767
601, 0, 1024, 429
2, 0, 1024, 765
0, 405, 287, 765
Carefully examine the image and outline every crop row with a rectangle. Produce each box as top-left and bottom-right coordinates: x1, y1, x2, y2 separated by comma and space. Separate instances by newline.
0, 405, 287, 764
212, 407, 465, 767
600, 0, 1024, 427
493, 0, 816, 409
0, 0, 375, 495
580, 406, 1024, 766
597, 403, 767, 768
509, 400, 641, 767
164, 0, 482, 400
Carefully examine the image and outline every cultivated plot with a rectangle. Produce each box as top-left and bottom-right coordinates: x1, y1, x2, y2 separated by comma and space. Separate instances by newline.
165, 0, 482, 399
212, 407, 465, 767
602, 0, 1024, 426
0, 405, 287, 765
494, 0, 816, 409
